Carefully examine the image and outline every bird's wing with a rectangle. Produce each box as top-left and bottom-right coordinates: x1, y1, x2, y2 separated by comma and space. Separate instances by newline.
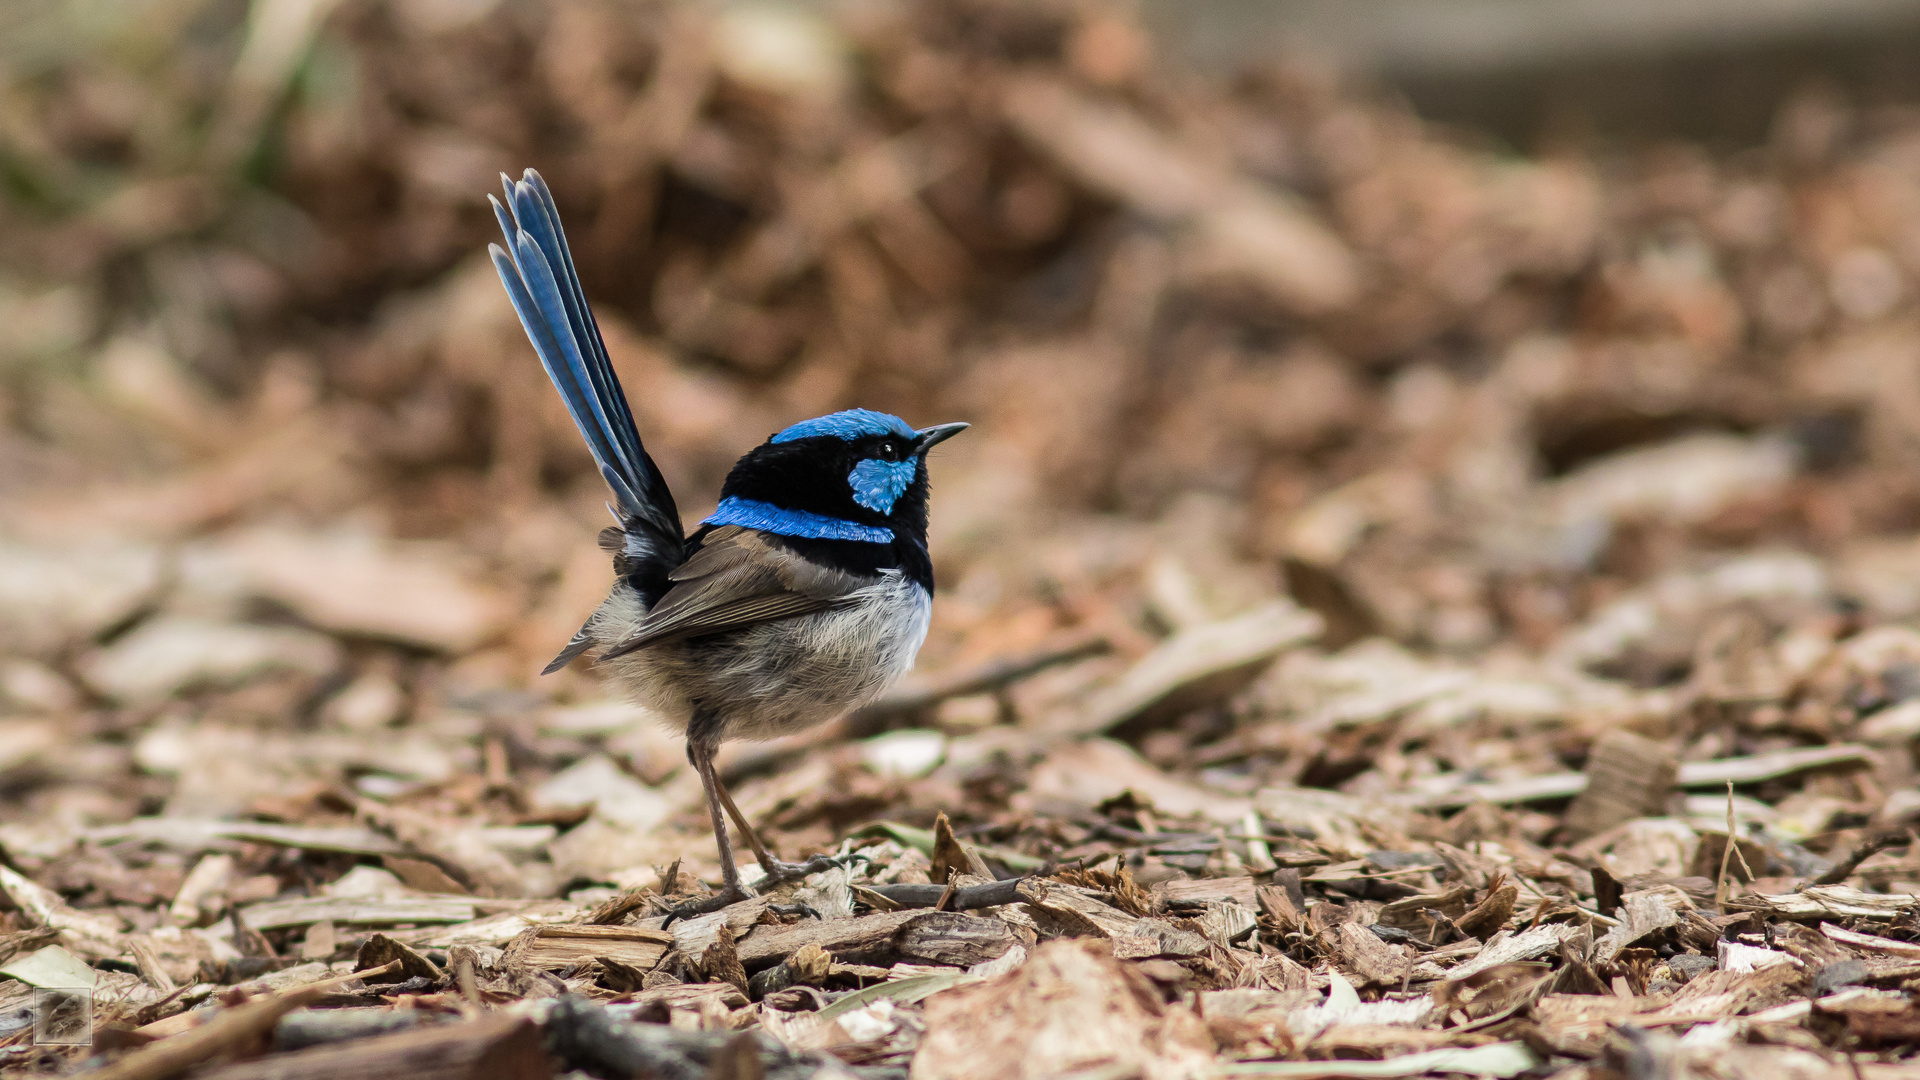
599, 527, 868, 659
487, 169, 684, 579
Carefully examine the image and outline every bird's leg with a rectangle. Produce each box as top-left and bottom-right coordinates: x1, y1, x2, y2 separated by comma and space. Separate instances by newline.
664, 739, 752, 923
707, 766, 843, 886
711, 773, 778, 869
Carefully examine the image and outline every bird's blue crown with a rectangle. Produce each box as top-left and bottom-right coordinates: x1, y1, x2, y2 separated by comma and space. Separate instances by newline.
771, 409, 916, 444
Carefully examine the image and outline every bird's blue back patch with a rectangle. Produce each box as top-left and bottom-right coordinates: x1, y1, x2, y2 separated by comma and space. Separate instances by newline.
849, 458, 917, 514
772, 408, 916, 444
704, 496, 895, 543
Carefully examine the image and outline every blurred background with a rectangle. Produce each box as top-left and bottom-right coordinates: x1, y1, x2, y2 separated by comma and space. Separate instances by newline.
9, 0, 1920, 905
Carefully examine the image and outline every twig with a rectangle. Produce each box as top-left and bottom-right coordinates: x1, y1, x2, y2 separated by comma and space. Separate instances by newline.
1730, 833, 1756, 884
1242, 811, 1275, 874
101, 962, 402, 1080
1813, 828, 1916, 886
1716, 781, 1738, 911
845, 632, 1110, 734
865, 877, 1026, 911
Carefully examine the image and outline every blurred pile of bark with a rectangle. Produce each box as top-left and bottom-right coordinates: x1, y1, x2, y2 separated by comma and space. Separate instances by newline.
12, 0, 1920, 1076
11, 0, 1920, 658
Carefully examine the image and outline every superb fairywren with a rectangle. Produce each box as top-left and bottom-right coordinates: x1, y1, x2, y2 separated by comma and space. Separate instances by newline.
488, 170, 967, 913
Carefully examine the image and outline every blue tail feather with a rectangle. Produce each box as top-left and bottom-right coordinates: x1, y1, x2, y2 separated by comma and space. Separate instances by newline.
490, 169, 684, 568
507, 173, 650, 495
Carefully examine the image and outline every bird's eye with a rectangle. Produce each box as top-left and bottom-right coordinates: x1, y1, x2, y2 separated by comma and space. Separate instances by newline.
879, 441, 899, 460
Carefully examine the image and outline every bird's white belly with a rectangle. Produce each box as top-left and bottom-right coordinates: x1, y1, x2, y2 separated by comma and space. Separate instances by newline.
597, 571, 932, 741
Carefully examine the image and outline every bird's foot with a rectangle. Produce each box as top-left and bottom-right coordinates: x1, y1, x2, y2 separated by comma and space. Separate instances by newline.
661, 885, 752, 927
753, 853, 848, 888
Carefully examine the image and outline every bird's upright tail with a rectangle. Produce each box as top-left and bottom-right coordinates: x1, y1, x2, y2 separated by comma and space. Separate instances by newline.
489, 169, 685, 670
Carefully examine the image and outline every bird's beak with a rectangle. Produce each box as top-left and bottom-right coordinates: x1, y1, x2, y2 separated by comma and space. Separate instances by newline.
913, 422, 969, 453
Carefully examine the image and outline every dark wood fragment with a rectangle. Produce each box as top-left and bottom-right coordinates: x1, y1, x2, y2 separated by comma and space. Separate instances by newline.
355, 933, 441, 984
546, 996, 834, 1080
199, 1014, 547, 1080
548, 995, 724, 1080
701, 924, 750, 995
864, 877, 1025, 911
930, 811, 990, 885
1456, 881, 1519, 940
1550, 941, 1611, 996
1591, 865, 1623, 916
1272, 868, 1306, 913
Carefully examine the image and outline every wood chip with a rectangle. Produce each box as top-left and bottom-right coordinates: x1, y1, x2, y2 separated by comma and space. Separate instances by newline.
1455, 883, 1518, 940
1562, 731, 1677, 841
734, 909, 921, 971
1073, 604, 1323, 735
501, 924, 673, 973
90, 820, 409, 858
238, 897, 476, 931
1760, 886, 1920, 920
1820, 923, 1920, 959
1156, 876, 1259, 909
930, 811, 989, 885
1334, 923, 1409, 988
1423, 745, 1878, 809
354, 933, 441, 983
0, 863, 125, 958
1022, 882, 1140, 938
699, 924, 748, 996
1445, 925, 1580, 983
915, 937, 1215, 1080
1592, 890, 1679, 965
895, 911, 1019, 968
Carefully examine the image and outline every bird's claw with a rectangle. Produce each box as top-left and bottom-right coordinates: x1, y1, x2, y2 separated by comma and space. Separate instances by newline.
754, 853, 848, 888
661, 885, 751, 927
768, 902, 821, 920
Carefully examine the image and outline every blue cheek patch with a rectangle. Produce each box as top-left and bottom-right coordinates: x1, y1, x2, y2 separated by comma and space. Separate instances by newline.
704, 496, 895, 543
849, 458, 916, 514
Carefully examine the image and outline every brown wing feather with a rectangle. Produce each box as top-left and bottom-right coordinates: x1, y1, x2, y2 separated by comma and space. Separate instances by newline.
599, 526, 864, 659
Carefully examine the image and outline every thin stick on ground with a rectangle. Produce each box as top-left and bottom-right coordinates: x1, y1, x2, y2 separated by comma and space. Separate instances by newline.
1716, 781, 1738, 910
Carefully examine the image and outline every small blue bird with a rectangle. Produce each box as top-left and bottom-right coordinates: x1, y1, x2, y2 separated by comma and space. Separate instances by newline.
487, 170, 967, 914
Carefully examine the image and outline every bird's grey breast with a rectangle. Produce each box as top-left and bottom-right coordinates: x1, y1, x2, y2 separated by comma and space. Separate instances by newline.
594, 567, 931, 741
